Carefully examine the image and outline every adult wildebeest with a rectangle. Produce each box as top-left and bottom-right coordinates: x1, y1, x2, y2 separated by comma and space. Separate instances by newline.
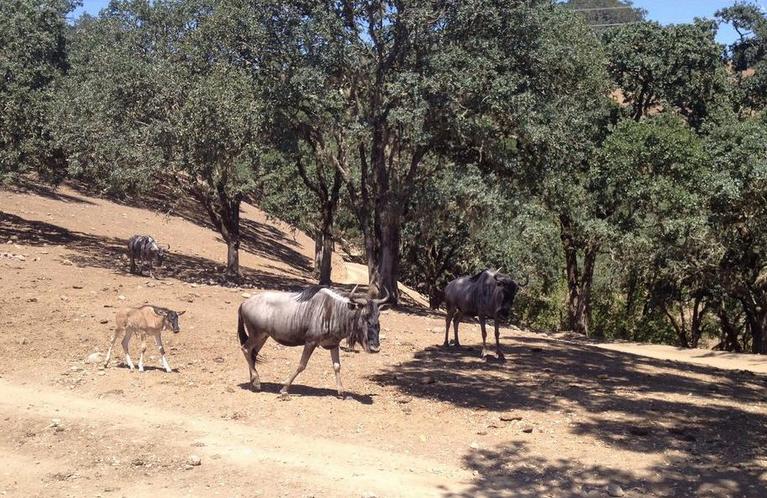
127, 235, 168, 278
237, 285, 388, 398
443, 269, 526, 361
104, 305, 185, 372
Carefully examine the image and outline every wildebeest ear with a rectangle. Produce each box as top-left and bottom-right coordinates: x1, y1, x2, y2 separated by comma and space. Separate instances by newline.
347, 301, 362, 310
378, 303, 390, 312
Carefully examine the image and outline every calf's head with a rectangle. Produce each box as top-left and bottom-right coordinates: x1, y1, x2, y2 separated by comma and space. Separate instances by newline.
347, 286, 389, 353
162, 309, 186, 333
154, 244, 169, 267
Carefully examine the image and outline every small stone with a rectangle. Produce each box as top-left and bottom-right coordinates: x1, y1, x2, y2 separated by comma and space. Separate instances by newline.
213, 357, 225, 363
117, 295, 126, 301
15, 254, 26, 261
500, 413, 522, 422
27, 297, 37, 303
131, 458, 144, 467
100, 319, 109, 324
20, 337, 28, 345
72, 285, 84, 289
607, 483, 625, 497
50, 418, 62, 428
396, 396, 412, 404
521, 426, 534, 433
241, 292, 252, 298
419, 376, 435, 385
97, 371, 106, 376
469, 441, 481, 449
85, 352, 104, 364
187, 455, 201, 466
476, 430, 488, 436
361, 492, 377, 498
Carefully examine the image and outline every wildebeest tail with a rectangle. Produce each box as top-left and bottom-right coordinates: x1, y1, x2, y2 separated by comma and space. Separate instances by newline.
237, 305, 248, 347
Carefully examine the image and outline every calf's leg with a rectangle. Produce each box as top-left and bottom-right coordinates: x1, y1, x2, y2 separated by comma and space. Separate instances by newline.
121, 329, 135, 371
330, 346, 344, 398
104, 327, 122, 368
444, 308, 453, 347
155, 335, 172, 373
280, 343, 317, 396
137, 332, 147, 372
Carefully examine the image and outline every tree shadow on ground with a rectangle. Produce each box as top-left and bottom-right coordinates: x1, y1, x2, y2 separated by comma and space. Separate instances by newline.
64, 181, 313, 272
4, 179, 97, 205
445, 440, 764, 498
0, 211, 309, 290
236, 382, 374, 404
372, 332, 767, 497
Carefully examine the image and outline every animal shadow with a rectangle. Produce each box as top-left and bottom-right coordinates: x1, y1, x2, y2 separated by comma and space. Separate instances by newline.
237, 382, 374, 404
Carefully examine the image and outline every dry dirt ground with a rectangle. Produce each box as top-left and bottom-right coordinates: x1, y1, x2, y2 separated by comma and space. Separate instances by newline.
1, 184, 766, 498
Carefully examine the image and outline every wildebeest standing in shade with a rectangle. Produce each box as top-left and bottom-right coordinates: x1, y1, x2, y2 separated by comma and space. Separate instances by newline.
127, 235, 168, 278
237, 285, 388, 398
104, 305, 185, 372
443, 269, 525, 360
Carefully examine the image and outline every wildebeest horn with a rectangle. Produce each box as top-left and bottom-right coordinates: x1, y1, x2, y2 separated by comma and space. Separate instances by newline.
348, 284, 360, 301
373, 287, 390, 305
496, 267, 503, 274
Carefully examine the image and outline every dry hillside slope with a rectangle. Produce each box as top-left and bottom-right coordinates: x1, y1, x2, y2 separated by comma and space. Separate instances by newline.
0, 184, 766, 498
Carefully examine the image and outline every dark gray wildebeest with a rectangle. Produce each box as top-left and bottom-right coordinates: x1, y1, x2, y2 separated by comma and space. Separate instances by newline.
104, 305, 185, 372
237, 285, 388, 398
443, 269, 526, 361
127, 234, 168, 278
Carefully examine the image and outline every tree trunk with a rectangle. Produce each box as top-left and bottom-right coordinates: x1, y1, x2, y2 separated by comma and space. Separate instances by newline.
376, 215, 401, 303
741, 299, 767, 354
715, 306, 743, 352
689, 295, 707, 349
223, 199, 241, 281
559, 214, 597, 336
314, 206, 335, 286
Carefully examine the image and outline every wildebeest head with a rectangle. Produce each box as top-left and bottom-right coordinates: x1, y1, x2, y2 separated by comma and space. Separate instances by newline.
492, 271, 521, 319
154, 244, 169, 267
163, 309, 185, 333
347, 286, 389, 353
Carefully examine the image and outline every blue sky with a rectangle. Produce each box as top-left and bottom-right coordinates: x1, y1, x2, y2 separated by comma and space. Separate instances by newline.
72, 0, 762, 45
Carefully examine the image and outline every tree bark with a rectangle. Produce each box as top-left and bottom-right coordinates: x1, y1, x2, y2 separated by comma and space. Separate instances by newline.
559, 214, 597, 336
315, 207, 334, 286
222, 197, 241, 281
740, 298, 767, 354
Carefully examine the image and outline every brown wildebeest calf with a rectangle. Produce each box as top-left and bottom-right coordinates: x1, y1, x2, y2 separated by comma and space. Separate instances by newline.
104, 305, 185, 373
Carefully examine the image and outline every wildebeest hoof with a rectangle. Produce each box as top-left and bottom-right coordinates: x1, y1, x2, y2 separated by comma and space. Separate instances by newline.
336, 392, 347, 400
278, 392, 291, 401
497, 354, 506, 362
251, 381, 261, 391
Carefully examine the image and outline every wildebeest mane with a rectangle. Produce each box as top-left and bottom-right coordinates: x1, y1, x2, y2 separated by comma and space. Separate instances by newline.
295, 286, 326, 302
141, 304, 173, 316
469, 270, 488, 282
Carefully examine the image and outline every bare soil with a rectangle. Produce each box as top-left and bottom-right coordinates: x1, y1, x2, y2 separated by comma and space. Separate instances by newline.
1, 184, 766, 498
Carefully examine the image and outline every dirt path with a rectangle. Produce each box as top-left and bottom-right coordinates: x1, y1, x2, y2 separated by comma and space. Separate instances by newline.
0, 379, 469, 497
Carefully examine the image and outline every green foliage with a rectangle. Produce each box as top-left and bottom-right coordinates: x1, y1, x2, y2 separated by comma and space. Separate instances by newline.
717, 2, 767, 113
603, 20, 729, 128
0, 0, 76, 183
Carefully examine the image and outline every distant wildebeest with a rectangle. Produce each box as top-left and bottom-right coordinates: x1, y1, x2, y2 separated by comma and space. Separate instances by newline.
443, 269, 526, 361
237, 285, 388, 398
127, 235, 168, 278
104, 305, 185, 373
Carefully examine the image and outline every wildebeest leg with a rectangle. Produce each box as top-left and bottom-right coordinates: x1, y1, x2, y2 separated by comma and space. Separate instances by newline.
121, 328, 135, 371
241, 331, 269, 391
494, 320, 505, 361
443, 308, 453, 347
155, 335, 172, 373
452, 312, 463, 347
479, 318, 489, 359
129, 254, 136, 274
137, 332, 147, 372
330, 346, 344, 398
103, 327, 122, 368
280, 342, 317, 396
